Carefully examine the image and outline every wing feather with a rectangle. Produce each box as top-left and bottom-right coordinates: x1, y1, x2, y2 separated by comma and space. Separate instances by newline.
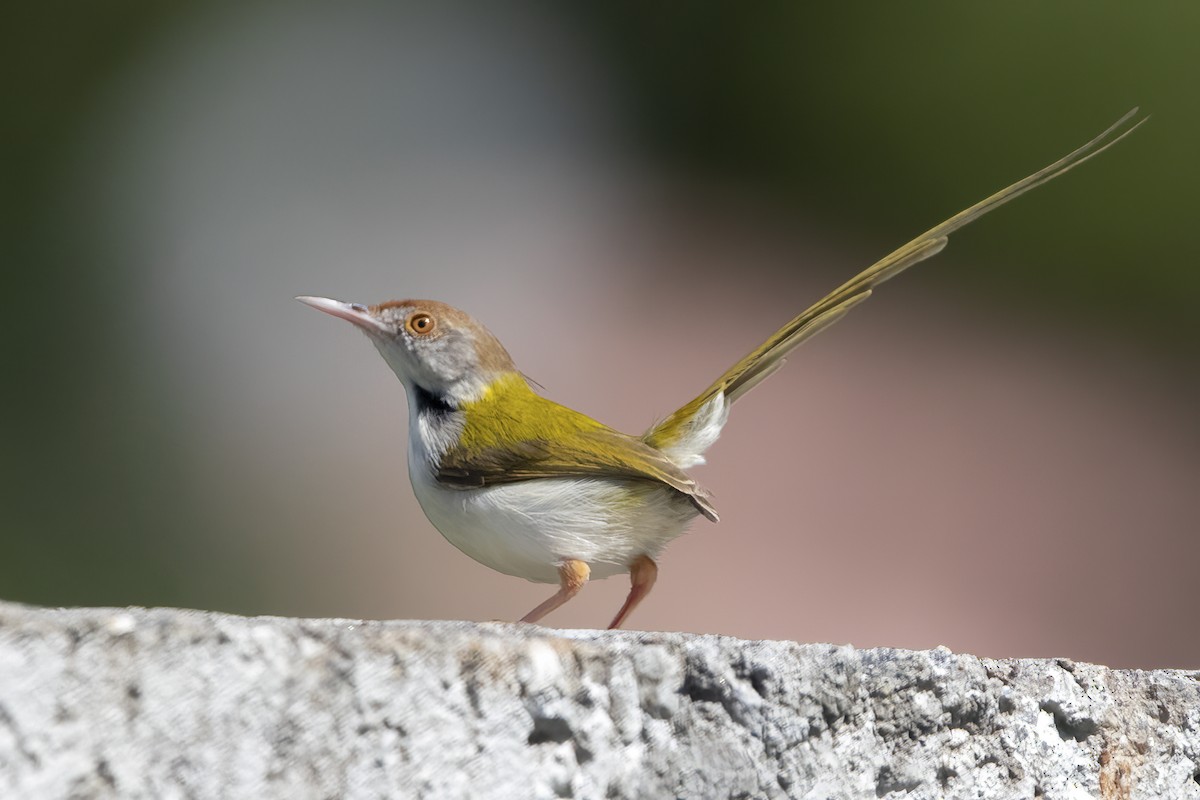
437, 387, 719, 522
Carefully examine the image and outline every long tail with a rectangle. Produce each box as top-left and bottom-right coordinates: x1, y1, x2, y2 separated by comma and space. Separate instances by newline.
644, 109, 1146, 464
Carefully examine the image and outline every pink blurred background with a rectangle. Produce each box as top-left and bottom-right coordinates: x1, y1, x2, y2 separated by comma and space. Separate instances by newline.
3, 4, 1197, 669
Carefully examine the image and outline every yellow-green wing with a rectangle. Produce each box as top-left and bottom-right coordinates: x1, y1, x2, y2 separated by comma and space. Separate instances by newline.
437, 377, 719, 521
646, 109, 1146, 451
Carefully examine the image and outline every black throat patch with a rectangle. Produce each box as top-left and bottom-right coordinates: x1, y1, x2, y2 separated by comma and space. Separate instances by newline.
413, 384, 455, 419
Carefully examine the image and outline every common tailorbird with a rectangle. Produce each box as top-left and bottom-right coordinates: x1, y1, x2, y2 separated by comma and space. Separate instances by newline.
299, 109, 1143, 629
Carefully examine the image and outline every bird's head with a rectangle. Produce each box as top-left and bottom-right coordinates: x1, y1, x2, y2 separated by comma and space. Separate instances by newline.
296, 296, 517, 405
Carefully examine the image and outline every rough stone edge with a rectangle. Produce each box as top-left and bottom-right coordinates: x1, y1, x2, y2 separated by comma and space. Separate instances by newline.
2, 600, 1200, 799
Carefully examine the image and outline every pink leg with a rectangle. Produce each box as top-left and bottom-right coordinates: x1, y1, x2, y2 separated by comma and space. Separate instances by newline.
608, 555, 658, 630
520, 560, 590, 624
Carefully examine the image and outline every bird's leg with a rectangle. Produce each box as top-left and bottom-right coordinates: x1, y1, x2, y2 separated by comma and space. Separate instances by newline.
520, 559, 590, 624
608, 555, 658, 630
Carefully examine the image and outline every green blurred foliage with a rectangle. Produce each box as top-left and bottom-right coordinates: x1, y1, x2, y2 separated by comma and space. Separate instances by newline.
576, 2, 1198, 349
1, 2, 260, 609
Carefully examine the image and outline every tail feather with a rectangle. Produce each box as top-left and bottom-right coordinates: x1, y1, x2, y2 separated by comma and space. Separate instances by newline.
645, 109, 1145, 460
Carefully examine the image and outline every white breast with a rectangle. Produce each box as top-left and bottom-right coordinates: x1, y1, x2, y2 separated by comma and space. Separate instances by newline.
406, 419, 699, 584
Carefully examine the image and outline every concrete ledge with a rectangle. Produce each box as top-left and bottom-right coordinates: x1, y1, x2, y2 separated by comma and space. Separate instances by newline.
1, 601, 1198, 799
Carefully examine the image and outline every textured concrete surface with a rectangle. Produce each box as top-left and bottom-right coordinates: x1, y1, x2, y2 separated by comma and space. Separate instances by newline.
1, 601, 1198, 799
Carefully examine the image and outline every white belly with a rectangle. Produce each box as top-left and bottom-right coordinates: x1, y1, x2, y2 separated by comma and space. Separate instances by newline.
407, 456, 699, 584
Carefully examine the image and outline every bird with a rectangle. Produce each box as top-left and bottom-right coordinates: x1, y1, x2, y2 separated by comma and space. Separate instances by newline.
298, 109, 1143, 629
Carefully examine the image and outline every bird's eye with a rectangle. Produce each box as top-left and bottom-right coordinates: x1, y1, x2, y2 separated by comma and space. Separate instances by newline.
406, 313, 436, 336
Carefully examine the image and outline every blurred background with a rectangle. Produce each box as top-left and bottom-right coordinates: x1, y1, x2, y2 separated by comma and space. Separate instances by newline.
2, 2, 1196, 669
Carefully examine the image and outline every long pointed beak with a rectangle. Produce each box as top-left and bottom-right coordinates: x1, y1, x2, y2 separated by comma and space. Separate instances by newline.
295, 296, 392, 335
